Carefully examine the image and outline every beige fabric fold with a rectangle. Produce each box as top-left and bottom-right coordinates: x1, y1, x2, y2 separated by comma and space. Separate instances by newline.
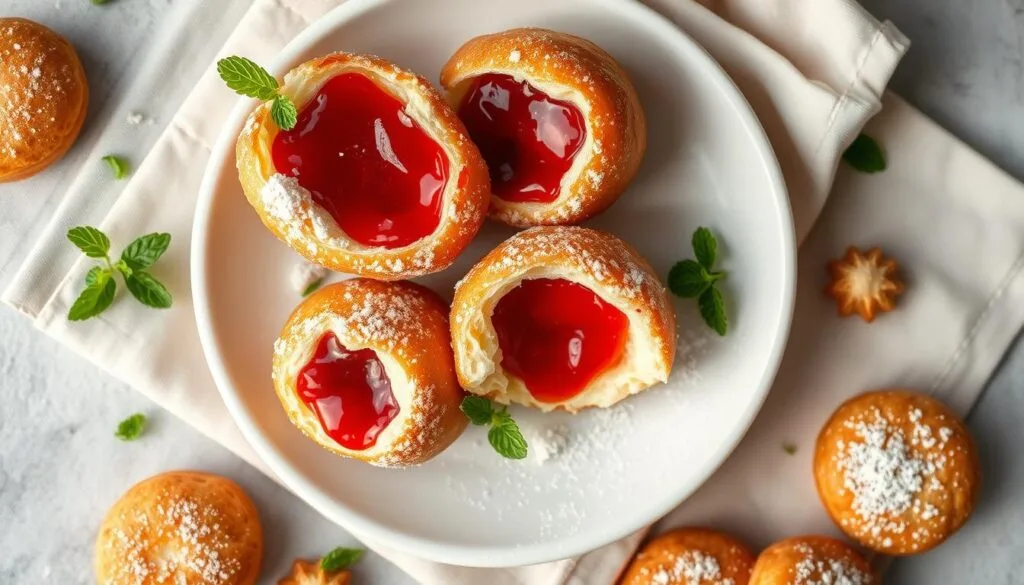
7, 0, 1024, 584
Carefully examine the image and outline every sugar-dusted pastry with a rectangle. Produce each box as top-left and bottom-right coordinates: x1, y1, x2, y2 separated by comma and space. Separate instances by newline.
441, 28, 645, 227
273, 279, 467, 466
95, 471, 263, 585
814, 389, 980, 555
236, 52, 490, 280
451, 226, 675, 412
620, 528, 755, 585
749, 536, 877, 585
0, 18, 88, 182
825, 247, 904, 322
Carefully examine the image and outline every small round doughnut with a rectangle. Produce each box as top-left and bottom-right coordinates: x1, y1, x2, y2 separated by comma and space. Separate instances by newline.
749, 536, 877, 585
620, 528, 755, 585
0, 18, 88, 182
451, 226, 675, 412
441, 27, 646, 227
272, 279, 467, 466
94, 471, 263, 585
814, 389, 980, 555
236, 52, 490, 280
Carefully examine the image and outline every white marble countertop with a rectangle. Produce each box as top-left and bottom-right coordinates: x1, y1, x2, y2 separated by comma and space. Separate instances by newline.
1, 0, 1022, 583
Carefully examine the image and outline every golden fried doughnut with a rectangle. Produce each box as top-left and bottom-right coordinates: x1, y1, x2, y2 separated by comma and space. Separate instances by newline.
749, 536, 877, 585
814, 389, 980, 554
620, 528, 755, 585
272, 279, 467, 466
236, 52, 490, 280
95, 471, 262, 585
0, 18, 88, 182
451, 226, 675, 412
441, 28, 646, 227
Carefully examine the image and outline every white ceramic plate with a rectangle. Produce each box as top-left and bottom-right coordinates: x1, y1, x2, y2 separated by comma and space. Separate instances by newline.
193, 0, 795, 567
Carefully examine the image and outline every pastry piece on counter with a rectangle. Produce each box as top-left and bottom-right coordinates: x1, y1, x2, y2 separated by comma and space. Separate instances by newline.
451, 226, 675, 412
442, 27, 646, 227
94, 471, 263, 585
0, 17, 88, 182
619, 528, 755, 585
814, 388, 980, 555
749, 536, 877, 585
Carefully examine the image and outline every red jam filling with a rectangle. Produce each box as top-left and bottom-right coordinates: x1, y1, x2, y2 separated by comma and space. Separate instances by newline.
271, 73, 449, 248
491, 278, 628, 403
456, 74, 586, 203
296, 332, 400, 450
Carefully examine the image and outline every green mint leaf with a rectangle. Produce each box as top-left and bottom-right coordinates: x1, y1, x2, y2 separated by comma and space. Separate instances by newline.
698, 286, 727, 336
460, 396, 494, 426
302, 277, 325, 297
320, 547, 364, 572
91, 0, 112, 4
68, 277, 116, 321
842, 133, 886, 173
488, 418, 528, 460
783, 442, 797, 455
270, 95, 298, 130
67, 226, 111, 258
217, 56, 279, 101
101, 155, 130, 179
114, 413, 147, 441
85, 266, 111, 286
667, 259, 711, 298
120, 232, 171, 270
692, 227, 717, 269
125, 272, 172, 309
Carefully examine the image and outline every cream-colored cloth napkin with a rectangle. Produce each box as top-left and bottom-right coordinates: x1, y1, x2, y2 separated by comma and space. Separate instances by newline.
7, 0, 1024, 584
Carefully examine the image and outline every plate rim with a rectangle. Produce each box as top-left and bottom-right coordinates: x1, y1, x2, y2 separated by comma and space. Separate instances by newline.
192, 0, 796, 567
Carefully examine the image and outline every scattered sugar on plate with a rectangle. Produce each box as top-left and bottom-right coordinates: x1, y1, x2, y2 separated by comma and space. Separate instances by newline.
126, 111, 156, 126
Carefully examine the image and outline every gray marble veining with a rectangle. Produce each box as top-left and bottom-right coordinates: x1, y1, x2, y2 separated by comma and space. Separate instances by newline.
2, 0, 1023, 584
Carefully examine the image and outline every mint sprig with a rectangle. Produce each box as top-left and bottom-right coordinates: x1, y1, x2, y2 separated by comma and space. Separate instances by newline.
66, 226, 173, 320
668, 227, 728, 336
216, 56, 298, 130
115, 413, 147, 441
842, 133, 886, 173
460, 396, 528, 459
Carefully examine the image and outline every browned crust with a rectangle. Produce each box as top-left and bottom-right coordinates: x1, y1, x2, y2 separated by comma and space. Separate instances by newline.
441, 27, 646, 227
0, 18, 88, 182
813, 389, 980, 555
94, 471, 263, 585
273, 279, 467, 466
620, 528, 755, 585
749, 536, 877, 585
236, 52, 490, 280
451, 226, 675, 410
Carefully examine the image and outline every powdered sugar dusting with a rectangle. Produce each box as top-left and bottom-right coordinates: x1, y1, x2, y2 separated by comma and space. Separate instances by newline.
646, 550, 732, 585
833, 403, 958, 549
792, 544, 870, 585
99, 479, 254, 585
